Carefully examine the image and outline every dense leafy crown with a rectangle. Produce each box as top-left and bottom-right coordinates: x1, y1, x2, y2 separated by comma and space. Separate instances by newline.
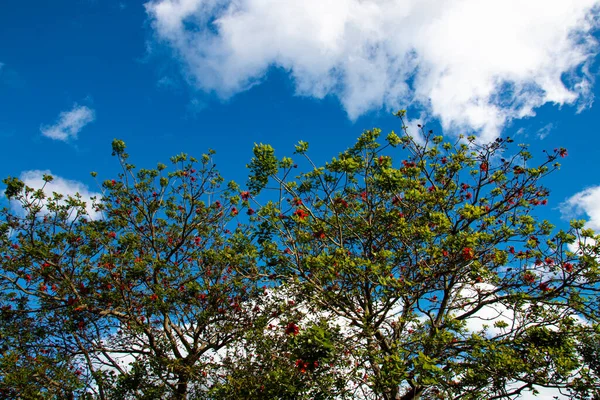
1, 113, 599, 399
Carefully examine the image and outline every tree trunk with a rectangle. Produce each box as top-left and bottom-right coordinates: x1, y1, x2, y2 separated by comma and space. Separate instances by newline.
173, 373, 188, 400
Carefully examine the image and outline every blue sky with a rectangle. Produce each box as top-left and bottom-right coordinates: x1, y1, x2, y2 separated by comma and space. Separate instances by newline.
2, 0, 600, 235
2, 2, 600, 397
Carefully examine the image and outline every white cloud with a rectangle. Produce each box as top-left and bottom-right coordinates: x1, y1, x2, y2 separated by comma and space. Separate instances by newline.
146, 0, 600, 141
40, 104, 95, 141
560, 186, 600, 231
11, 170, 103, 220
536, 123, 554, 140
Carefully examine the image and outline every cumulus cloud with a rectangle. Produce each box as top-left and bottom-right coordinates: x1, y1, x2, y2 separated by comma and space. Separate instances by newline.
11, 170, 103, 220
560, 186, 600, 230
40, 104, 95, 141
146, 0, 599, 141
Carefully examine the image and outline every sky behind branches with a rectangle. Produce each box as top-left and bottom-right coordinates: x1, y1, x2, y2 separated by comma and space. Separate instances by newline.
2, 0, 600, 244
2, 1, 600, 397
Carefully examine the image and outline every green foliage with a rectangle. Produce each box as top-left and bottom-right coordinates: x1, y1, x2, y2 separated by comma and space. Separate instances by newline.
1, 114, 599, 399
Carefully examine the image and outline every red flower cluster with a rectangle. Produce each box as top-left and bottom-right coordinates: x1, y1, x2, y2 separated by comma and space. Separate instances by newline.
285, 322, 300, 336
522, 272, 536, 284
334, 198, 349, 208
555, 148, 568, 158
562, 262, 574, 273
294, 359, 318, 373
241, 191, 250, 201
293, 209, 309, 220
462, 247, 475, 260
291, 197, 302, 206
313, 231, 326, 240
295, 359, 308, 373
539, 282, 551, 292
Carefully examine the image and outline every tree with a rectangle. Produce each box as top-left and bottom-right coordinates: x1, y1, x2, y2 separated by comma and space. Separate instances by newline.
0, 141, 267, 399
1, 112, 599, 399
244, 111, 600, 399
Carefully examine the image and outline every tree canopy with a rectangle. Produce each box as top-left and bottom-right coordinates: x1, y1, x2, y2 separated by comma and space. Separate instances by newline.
1, 112, 599, 399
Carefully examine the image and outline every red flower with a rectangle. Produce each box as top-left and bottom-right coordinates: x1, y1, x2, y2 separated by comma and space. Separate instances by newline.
563, 262, 574, 273
555, 148, 568, 158
313, 231, 326, 240
241, 191, 250, 201
522, 272, 536, 284
293, 209, 309, 221
480, 162, 489, 172
335, 198, 349, 208
285, 322, 300, 336
107, 232, 117, 239
442, 250, 449, 257
149, 294, 159, 301
247, 208, 255, 216
441, 157, 447, 164
231, 207, 239, 216
291, 197, 303, 206
295, 359, 308, 373
214, 201, 221, 209
465, 192, 472, 200
461, 183, 470, 191
462, 247, 475, 260
539, 282, 551, 292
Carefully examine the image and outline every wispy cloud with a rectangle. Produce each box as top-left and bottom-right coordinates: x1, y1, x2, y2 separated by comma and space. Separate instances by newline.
10, 170, 102, 220
40, 104, 95, 142
560, 186, 600, 230
536, 123, 554, 140
145, 0, 600, 141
